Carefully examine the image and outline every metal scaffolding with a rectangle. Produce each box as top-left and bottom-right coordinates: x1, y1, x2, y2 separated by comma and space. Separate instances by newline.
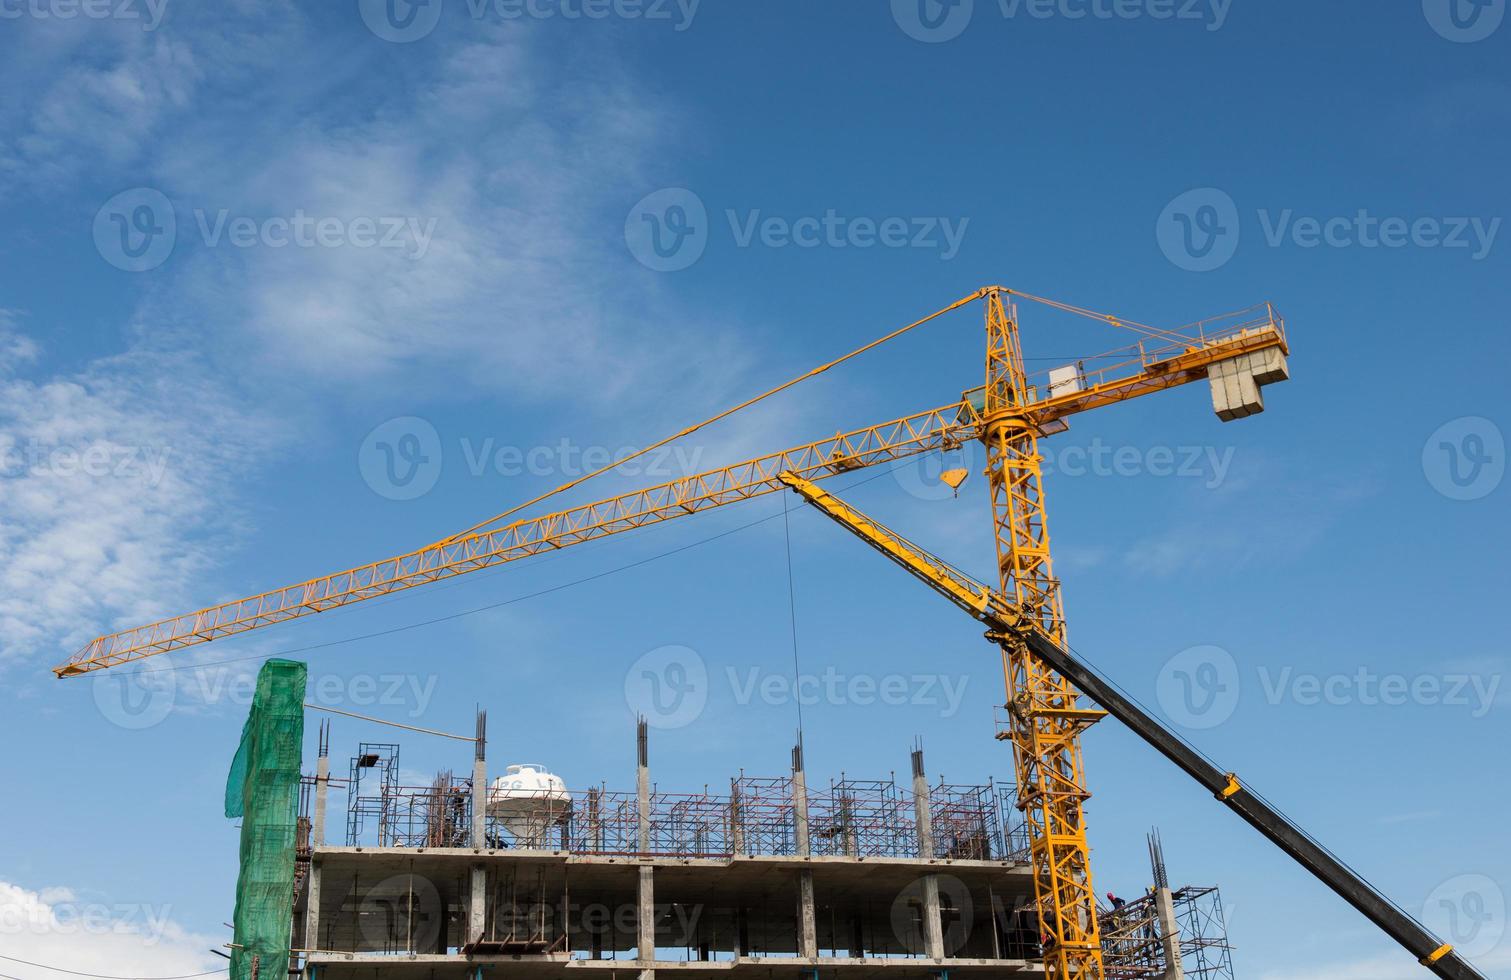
326, 744, 1028, 861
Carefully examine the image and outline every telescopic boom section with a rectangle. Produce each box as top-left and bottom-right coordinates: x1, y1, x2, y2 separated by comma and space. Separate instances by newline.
778, 473, 1488, 980
53, 403, 971, 678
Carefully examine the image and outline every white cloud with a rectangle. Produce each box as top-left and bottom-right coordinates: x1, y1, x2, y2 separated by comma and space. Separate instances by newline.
0, 26, 199, 186
0, 310, 39, 372
0, 11, 758, 670
0, 879, 221, 980
0, 327, 274, 663
132, 19, 747, 408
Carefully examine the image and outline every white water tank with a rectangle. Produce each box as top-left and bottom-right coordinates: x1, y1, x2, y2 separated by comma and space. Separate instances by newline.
486, 764, 571, 842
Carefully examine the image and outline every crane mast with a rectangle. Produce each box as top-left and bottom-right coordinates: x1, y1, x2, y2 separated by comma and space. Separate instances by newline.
982, 288, 1104, 976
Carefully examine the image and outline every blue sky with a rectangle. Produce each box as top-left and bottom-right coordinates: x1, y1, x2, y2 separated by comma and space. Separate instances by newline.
1, 1, 1508, 978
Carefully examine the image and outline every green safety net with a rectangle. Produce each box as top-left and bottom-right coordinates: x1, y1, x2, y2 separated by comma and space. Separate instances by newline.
225, 660, 307, 980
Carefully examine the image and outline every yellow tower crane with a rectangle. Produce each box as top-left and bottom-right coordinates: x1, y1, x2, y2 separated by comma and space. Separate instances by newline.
55, 286, 1308, 980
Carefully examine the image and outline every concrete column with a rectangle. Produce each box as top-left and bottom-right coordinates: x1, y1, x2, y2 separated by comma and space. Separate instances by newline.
637, 865, 656, 978
304, 723, 329, 954
636, 720, 655, 980
911, 747, 945, 961
729, 779, 744, 855
1154, 887, 1184, 980
791, 743, 817, 960
468, 864, 487, 946
303, 862, 322, 953
472, 712, 487, 849
311, 749, 330, 847
797, 870, 818, 959
790, 743, 810, 856
637, 719, 652, 854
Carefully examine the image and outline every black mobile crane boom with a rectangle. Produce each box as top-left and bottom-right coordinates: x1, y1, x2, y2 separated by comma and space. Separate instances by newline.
777, 471, 1486, 980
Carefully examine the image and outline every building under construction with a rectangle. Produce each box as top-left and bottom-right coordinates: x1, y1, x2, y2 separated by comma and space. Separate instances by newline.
292, 716, 1232, 980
